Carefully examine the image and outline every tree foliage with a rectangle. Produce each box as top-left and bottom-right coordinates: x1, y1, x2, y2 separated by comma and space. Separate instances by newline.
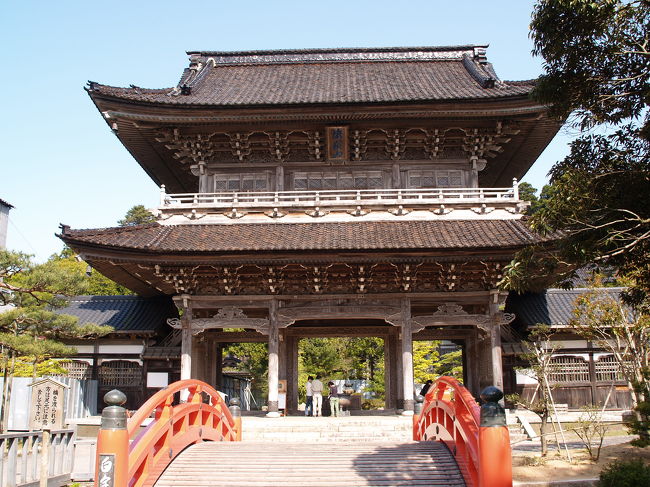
0, 249, 113, 429
502, 1, 650, 303
118, 205, 156, 226
571, 289, 650, 444
506, 325, 559, 456
531, 0, 649, 131
46, 248, 133, 295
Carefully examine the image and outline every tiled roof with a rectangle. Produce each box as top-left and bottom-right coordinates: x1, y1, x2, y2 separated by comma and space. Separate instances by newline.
60, 219, 548, 253
0, 198, 13, 209
88, 46, 534, 106
55, 295, 178, 333
505, 288, 624, 326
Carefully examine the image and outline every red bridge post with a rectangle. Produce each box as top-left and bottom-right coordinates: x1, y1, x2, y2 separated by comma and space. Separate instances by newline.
478, 386, 512, 487
95, 390, 129, 487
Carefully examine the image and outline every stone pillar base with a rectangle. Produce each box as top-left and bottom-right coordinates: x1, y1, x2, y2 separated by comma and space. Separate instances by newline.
266, 400, 280, 417
402, 399, 414, 413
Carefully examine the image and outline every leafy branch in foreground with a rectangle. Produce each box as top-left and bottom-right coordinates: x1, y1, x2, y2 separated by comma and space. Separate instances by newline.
571, 289, 650, 445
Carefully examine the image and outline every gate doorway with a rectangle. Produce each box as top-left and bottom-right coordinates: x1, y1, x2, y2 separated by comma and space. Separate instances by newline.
412, 340, 463, 396
297, 337, 385, 414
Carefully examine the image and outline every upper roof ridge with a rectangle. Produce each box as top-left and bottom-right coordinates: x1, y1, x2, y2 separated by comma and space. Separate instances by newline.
186, 45, 488, 66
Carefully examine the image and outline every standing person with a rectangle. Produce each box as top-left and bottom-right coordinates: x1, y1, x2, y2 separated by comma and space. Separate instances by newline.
420, 379, 433, 397
328, 381, 340, 417
304, 376, 314, 416
311, 375, 324, 416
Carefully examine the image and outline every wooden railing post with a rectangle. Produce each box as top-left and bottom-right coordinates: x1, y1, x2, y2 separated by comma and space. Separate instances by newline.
95, 390, 129, 487
39, 428, 50, 487
478, 386, 512, 487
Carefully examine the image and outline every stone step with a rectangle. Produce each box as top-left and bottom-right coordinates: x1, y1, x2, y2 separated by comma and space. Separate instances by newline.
241, 416, 413, 442
154, 441, 465, 487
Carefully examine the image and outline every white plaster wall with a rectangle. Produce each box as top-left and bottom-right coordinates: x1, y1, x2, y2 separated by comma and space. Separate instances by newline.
0, 205, 10, 249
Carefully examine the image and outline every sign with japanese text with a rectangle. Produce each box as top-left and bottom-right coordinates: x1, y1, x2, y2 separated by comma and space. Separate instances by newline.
28, 378, 68, 430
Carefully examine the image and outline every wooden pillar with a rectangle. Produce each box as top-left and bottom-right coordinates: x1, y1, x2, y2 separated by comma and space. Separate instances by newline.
215, 344, 223, 391
286, 336, 299, 412
401, 298, 414, 415
395, 331, 404, 410
465, 330, 481, 397
267, 299, 280, 417
180, 298, 193, 381
205, 337, 217, 388
588, 343, 597, 404
383, 334, 393, 409
489, 291, 504, 392
191, 337, 207, 382
490, 325, 504, 392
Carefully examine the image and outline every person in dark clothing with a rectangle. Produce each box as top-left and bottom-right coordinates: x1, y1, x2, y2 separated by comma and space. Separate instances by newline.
420, 379, 434, 397
328, 381, 340, 417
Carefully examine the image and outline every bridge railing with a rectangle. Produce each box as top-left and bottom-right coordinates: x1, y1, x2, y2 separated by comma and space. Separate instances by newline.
1, 429, 75, 487
413, 377, 512, 487
95, 380, 240, 487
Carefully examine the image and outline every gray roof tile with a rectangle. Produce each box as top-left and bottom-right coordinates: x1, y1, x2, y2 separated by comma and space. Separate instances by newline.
60, 219, 549, 253
56, 295, 178, 334
505, 288, 624, 326
88, 46, 534, 106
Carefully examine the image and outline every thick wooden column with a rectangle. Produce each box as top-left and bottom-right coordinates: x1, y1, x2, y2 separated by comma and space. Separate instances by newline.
286, 335, 299, 412
215, 344, 223, 391
401, 298, 414, 415
465, 331, 481, 396
395, 331, 404, 410
205, 337, 217, 388
180, 298, 193, 381
190, 337, 207, 382
266, 299, 281, 417
278, 329, 287, 384
489, 291, 504, 392
383, 334, 393, 409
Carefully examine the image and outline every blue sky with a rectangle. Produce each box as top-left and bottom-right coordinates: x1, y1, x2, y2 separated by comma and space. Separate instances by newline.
1, 0, 573, 262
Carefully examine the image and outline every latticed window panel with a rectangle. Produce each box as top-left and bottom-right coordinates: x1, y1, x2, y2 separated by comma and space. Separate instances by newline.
99, 360, 143, 387
548, 356, 590, 383
60, 360, 91, 380
292, 171, 384, 190
213, 173, 269, 192
408, 170, 464, 188
595, 355, 628, 382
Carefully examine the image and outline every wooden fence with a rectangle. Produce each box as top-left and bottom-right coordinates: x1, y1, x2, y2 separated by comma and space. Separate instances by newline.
0, 429, 75, 487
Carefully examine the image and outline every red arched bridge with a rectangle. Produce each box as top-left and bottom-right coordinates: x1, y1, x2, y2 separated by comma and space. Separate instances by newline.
95, 377, 512, 487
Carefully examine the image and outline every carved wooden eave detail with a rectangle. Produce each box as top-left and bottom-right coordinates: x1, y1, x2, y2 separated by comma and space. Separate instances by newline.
278, 305, 401, 322
150, 123, 520, 167
474, 311, 516, 334
167, 307, 270, 334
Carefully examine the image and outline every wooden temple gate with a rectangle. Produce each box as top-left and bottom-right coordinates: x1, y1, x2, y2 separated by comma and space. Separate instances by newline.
167, 289, 514, 415
58, 44, 560, 418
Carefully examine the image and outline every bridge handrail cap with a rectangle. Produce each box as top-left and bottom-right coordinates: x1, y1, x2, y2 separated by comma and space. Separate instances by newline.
104, 389, 127, 406
479, 386, 503, 403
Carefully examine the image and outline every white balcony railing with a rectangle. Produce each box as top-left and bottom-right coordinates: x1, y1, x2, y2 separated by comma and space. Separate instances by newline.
159, 179, 521, 215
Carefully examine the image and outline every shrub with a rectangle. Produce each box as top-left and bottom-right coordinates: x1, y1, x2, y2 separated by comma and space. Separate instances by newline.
361, 399, 384, 410
599, 459, 650, 487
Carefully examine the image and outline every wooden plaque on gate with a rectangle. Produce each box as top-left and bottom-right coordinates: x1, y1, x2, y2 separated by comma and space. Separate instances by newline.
28, 378, 69, 430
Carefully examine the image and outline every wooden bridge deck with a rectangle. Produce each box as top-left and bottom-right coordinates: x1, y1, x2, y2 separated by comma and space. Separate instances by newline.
154, 441, 466, 486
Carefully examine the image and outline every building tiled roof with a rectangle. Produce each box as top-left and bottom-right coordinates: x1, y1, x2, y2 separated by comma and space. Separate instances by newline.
0, 198, 13, 209
505, 288, 624, 327
88, 46, 534, 106
60, 219, 548, 254
55, 295, 178, 334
